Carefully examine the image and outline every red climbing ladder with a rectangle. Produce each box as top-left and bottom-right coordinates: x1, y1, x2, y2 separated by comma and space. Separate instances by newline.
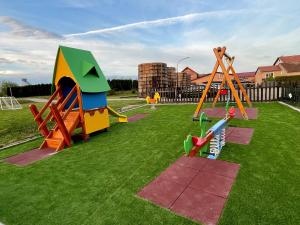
29, 85, 83, 151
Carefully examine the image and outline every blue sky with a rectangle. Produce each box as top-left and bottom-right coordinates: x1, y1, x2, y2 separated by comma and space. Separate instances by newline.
0, 0, 299, 84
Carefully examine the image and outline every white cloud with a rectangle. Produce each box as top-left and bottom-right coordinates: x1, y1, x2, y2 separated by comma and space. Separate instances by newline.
61, 0, 98, 8
0, 16, 61, 39
1, 3, 300, 84
0, 70, 28, 76
65, 9, 250, 37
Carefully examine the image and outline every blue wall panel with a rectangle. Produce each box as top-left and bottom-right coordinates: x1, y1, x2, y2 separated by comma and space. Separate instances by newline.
62, 85, 79, 109
81, 92, 107, 110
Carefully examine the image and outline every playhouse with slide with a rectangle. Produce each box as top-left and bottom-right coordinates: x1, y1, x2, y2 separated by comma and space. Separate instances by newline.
29, 46, 127, 151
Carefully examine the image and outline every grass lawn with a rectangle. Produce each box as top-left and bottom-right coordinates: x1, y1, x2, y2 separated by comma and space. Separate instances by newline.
0, 99, 145, 148
107, 90, 138, 98
0, 102, 299, 225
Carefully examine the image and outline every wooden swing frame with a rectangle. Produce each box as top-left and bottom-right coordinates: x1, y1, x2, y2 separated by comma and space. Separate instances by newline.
193, 47, 252, 120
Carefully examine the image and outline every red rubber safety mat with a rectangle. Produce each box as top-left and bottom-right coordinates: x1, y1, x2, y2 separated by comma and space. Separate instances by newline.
128, 113, 149, 122
3, 148, 57, 166
226, 127, 254, 145
138, 156, 240, 225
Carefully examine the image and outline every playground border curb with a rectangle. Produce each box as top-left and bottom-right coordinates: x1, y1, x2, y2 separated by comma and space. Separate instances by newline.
278, 101, 300, 113
0, 136, 41, 152
119, 104, 148, 112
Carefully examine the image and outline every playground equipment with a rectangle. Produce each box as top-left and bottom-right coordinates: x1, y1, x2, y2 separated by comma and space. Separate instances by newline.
146, 92, 160, 109
0, 97, 22, 110
146, 92, 160, 104
193, 47, 252, 120
184, 101, 235, 159
29, 46, 127, 151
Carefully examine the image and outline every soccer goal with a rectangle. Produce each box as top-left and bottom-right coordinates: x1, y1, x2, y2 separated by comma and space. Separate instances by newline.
0, 97, 22, 110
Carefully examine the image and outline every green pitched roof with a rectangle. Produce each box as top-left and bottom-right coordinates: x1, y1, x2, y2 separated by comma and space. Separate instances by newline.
53, 45, 111, 93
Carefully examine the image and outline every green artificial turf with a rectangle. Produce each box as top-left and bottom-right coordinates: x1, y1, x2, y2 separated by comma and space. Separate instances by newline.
0, 100, 144, 148
0, 103, 299, 225
0, 103, 43, 148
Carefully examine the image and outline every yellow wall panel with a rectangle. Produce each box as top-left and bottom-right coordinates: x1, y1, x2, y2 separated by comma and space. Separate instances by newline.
84, 108, 110, 134
54, 50, 77, 86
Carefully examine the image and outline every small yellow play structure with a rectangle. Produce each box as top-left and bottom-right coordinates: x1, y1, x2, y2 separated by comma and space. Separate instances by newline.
146, 92, 160, 104
194, 47, 252, 120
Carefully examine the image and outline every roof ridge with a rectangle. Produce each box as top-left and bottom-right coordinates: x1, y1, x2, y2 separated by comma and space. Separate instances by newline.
182, 66, 199, 75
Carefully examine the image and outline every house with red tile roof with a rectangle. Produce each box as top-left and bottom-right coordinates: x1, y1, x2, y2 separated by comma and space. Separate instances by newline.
255, 54, 300, 85
236, 72, 256, 83
274, 55, 300, 65
279, 62, 300, 73
191, 72, 234, 85
189, 70, 255, 86
182, 67, 200, 80
255, 65, 282, 84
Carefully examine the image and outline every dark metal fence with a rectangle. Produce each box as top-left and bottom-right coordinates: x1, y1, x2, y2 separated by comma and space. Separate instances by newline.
150, 82, 300, 104
281, 85, 300, 104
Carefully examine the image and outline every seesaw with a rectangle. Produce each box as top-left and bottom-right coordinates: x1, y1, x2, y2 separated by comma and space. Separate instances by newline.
184, 102, 235, 159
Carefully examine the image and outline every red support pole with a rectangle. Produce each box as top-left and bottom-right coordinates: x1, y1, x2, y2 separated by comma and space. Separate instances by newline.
50, 104, 71, 146
29, 104, 49, 137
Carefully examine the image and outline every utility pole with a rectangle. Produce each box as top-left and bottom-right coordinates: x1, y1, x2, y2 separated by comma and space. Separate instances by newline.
176, 57, 190, 99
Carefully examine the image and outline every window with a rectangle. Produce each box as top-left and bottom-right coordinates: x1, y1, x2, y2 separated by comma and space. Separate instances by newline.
266, 72, 274, 78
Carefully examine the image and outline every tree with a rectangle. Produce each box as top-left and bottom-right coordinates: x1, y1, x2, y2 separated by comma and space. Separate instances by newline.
0, 80, 18, 96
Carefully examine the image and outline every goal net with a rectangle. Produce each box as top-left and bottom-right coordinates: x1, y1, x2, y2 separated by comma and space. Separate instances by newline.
0, 97, 22, 110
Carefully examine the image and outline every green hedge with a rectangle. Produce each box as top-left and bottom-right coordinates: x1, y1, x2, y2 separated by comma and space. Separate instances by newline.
275, 75, 300, 82
8, 79, 138, 97
107, 79, 138, 91
8, 84, 51, 97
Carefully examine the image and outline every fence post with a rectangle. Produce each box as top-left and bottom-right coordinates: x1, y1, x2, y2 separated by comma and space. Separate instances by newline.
273, 81, 276, 101
270, 82, 272, 101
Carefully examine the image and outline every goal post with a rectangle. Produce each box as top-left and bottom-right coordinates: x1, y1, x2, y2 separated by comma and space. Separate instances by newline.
0, 97, 22, 110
